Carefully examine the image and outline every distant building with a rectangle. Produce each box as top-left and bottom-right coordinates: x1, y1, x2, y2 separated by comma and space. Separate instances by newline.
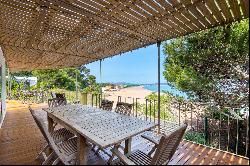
13, 76, 38, 86
103, 84, 123, 92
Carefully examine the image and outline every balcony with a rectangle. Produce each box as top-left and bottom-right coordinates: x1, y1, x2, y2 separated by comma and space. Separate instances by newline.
0, 100, 248, 165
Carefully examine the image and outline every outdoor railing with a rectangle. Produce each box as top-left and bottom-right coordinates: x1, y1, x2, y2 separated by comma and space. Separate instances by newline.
8, 90, 49, 103
8, 89, 79, 104
15, 90, 249, 158
86, 93, 249, 158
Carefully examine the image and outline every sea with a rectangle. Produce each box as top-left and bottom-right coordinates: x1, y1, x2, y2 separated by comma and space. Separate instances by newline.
143, 84, 188, 99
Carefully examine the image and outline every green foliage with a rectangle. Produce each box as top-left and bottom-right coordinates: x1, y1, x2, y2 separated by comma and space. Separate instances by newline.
123, 83, 140, 88
163, 19, 249, 108
31, 66, 91, 91
82, 75, 101, 95
11, 71, 33, 77
184, 132, 206, 145
9, 66, 100, 97
146, 92, 176, 121
135, 92, 185, 121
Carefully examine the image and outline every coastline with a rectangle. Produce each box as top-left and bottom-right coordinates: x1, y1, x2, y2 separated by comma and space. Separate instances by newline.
104, 86, 153, 103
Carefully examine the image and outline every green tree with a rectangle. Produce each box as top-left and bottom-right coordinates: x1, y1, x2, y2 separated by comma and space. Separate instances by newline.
10, 65, 96, 92
145, 92, 177, 121
83, 75, 101, 95
163, 19, 249, 108
31, 66, 92, 91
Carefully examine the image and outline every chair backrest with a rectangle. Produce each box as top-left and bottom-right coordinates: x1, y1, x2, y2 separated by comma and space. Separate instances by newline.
48, 98, 67, 107
100, 100, 114, 111
51, 92, 56, 99
115, 102, 133, 116
151, 124, 187, 165
29, 107, 70, 164
29, 107, 50, 144
56, 93, 66, 99
51, 92, 66, 99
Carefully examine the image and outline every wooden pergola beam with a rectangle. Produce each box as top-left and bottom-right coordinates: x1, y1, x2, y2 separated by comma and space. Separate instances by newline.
0, 0, 248, 71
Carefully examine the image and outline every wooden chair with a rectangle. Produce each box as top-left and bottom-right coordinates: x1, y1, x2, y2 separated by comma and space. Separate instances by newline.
29, 107, 75, 165
111, 124, 187, 165
48, 98, 67, 129
141, 122, 181, 156
115, 102, 133, 116
94, 102, 133, 161
50, 92, 56, 99
48, 98, 67, 108
56, 93, 66, 99
100, 99, 114, 111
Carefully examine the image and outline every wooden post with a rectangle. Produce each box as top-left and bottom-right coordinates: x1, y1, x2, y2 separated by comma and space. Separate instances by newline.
124, 138, 132, 155
80, 93, 87, 105
0, 47, 6, 128
157, 41, 161, 133
7, 68, 10, 99
9, 73, 12, 99
77, 134, 87, 165
100, 59, 102, 97
47, 116, 54, 133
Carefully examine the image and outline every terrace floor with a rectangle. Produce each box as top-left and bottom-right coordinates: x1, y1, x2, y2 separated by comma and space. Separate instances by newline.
0, 100, 249, 165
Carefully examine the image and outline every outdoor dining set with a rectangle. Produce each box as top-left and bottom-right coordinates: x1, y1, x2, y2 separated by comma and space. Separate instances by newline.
29, 93, 187, 165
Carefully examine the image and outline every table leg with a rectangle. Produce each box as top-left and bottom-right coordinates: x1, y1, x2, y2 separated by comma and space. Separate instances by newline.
124, 138, 132, 155
47, 116, 54, 133
77, 134, 88, 165
47, 115, 54, 155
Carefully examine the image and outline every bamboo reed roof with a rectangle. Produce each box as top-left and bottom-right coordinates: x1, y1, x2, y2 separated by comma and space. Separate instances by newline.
0, 0, 249, 71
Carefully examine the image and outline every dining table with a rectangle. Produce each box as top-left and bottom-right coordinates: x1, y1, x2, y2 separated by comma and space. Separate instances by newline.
43, 104, 157, 165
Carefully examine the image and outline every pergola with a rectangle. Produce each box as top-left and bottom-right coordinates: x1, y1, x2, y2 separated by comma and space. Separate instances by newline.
0, 0, 248, 71
0, 0, 249, 127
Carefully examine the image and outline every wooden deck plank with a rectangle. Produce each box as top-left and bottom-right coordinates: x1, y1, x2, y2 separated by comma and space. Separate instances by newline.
176, 143, 205, 165
0, 100, 249, 165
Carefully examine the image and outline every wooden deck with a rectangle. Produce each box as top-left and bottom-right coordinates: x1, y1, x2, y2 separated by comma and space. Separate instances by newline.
0, 100, 249, 165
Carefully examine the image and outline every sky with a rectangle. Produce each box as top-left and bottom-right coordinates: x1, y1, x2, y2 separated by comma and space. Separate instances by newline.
86, 43, 167, 84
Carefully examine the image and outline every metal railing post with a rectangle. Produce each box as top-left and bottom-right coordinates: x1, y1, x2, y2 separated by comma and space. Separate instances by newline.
41, 91, 44, 103
91, 94, 94, 107
246, 115, 249, 157
95, 94, 98, 107
145, 99, 148, 121
149, 100, 152, 122
219, 112, 222, 150
204, 116, 209, 145
135, 98, 139, 118
154, 100, 156, 123
190, 103, 193, 129
178, 102, 181, 126
236, 110, 239, 155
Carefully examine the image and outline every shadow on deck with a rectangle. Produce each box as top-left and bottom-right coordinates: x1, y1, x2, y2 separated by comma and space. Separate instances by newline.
0, 100, 249, 165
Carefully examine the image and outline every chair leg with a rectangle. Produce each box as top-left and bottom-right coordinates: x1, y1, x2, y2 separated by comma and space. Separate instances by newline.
92, 145, 97, 151
148, 145, 157, 157
52, 157, 60, 165
107, 144, 120, 164
42, 151, 56, 165
107, 153, 115, 165
36, 144, 49, 160
95, 147, 101, 154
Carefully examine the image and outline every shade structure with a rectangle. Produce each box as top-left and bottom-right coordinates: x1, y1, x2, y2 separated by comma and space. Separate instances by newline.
0, 0, 249, 71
